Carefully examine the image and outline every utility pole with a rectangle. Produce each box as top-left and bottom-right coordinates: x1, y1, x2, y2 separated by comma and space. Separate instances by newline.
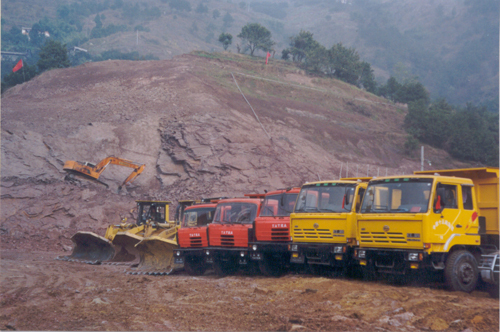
136, 30, 139, 46
421, 146, 424, 171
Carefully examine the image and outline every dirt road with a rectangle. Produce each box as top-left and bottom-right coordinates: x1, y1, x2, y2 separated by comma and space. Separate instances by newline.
0, 250, 497, 331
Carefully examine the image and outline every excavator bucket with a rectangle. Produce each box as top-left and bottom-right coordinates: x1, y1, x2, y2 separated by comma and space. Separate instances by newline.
132, 226, 181, 275
60, 231, 115, 263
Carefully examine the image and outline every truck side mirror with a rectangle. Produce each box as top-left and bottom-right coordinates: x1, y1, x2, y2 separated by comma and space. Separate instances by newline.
434, 188, 446, 213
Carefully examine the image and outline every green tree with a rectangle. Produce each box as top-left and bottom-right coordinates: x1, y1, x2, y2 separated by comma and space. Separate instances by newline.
237, 23, 275, 56
169, 0, 191, 12
37, 40, 70, 73
359, 61, 377, 93
327, 43, 362, 85
195, 4, 208, 14
222, 12, 234, 27
212, 9, 220, 19
379, 77, 402, 101
218, 33, 233, 50
395, 81, 430, 104
94, 14, 103, 29
303, 44, 328, 74
288, 30, 320, 62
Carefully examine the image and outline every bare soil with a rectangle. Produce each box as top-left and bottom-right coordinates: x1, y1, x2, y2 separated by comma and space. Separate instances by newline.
1, 250, 498, 331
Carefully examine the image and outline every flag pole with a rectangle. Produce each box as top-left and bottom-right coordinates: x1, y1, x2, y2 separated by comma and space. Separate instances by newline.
22, 59, 26, 82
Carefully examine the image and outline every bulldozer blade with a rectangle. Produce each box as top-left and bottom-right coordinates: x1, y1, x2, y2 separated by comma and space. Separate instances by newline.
134, 236, 182, 274
63, 231, 115, 262
108, 232, 143, 263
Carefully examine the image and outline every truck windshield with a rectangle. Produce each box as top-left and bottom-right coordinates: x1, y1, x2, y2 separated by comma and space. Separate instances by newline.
182, 207, 216, 227
360, 178, 433, 213
259, 193, 298, 217
213, 202, 259, 224
294, 184, 356, 213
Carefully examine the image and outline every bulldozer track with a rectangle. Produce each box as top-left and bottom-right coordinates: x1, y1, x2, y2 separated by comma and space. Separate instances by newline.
55, 256, 137, 266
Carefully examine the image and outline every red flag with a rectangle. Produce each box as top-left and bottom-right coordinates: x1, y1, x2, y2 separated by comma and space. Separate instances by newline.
265, 51, 271, 65
13, 59, 23, 73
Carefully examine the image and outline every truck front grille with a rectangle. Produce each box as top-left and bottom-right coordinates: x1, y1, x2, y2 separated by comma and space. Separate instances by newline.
293, 228, 333, 239
221, 234, 234, 247
190, 237, 202, 247
359, 232, 407, 244
271, 228, 289, 241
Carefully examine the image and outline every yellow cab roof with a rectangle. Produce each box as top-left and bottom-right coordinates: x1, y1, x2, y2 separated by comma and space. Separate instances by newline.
368, 174, 474, 185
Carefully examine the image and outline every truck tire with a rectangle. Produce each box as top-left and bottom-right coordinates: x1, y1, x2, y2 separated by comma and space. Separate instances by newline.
487, 284, 499, 299
184, 256, 207, 276
444, 250, 478, 293
258, 253, 286, 277
361, 262, 378, 281
213, 257, 238, 277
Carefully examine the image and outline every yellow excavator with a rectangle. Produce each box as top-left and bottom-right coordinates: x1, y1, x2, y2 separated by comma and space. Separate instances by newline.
58, 200, 175, 265
63, 156, 145, 190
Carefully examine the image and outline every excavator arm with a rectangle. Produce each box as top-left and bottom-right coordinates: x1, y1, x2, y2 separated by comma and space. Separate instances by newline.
64, 156, 145, 189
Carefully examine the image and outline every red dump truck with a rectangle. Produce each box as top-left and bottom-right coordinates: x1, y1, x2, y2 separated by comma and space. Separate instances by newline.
174, 202, 218, 275
248, 188, 300, 276
205, 196, 264, 276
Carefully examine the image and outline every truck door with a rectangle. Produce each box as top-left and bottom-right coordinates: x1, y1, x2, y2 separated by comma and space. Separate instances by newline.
432, 183, 462, 244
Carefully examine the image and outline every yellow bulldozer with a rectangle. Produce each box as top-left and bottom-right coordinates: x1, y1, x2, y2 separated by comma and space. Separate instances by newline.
58, 200, 176, 266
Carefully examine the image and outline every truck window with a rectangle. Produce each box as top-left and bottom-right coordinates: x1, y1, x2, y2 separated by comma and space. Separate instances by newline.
295, 184, 356, 213
356, 188, 365, 213
437, 184, 458, 209
361, 179, 432, 213
182, 207, 216, 227
461, 185, 473, 210
260, 193, 298, 217
213, 202, 258, 224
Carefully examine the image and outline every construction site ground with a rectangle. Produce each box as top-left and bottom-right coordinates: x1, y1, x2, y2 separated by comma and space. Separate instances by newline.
0, 250, 498, 331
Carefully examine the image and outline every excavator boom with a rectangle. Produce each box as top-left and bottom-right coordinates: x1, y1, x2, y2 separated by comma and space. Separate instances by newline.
63, 156, 145, 189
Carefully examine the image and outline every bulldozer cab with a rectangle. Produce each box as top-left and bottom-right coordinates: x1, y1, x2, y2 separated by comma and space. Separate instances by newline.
136, 201, 171, 225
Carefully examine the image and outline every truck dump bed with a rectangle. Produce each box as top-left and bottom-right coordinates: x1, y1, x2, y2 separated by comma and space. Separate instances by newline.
414, 167, 499, 236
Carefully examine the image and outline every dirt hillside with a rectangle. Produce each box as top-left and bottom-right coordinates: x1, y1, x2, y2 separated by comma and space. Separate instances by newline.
0, 52, 468, 251
1, 52, 496, 332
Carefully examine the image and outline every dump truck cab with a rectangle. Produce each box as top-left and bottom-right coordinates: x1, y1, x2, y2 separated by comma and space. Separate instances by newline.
174, 203, 217, 275
289, 179, 369, 274
248, 188, 300, 276
206, 197, 263, 276
355, 168, 499, 293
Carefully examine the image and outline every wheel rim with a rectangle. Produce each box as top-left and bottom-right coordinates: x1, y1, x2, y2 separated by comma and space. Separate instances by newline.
458, 262, 474, 285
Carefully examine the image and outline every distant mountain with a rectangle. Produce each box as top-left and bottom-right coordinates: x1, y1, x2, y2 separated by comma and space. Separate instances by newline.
1, 0, 498, 110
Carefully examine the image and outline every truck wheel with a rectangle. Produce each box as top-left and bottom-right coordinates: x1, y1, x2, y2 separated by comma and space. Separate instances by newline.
444, 250, 478, 293
259, 253, 286, 277
487, 284, 499, 299
213, 258, 238, 277
184, 256, 206, 276
361, 263, 378, 281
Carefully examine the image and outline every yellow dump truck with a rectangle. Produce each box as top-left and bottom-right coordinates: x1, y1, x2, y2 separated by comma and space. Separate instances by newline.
354, 167, 499, 294
289, 179, 370, 275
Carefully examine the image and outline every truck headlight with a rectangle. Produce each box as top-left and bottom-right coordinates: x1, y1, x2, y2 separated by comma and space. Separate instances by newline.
175, 251, 180, 256
291, 244, 298, 252
334, 246, 343, 254
240, 251, 246, 257
358, 250, 366, 259
408, 253, 419, 261
205, 250, 210, 256
252, 245, 258, 251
